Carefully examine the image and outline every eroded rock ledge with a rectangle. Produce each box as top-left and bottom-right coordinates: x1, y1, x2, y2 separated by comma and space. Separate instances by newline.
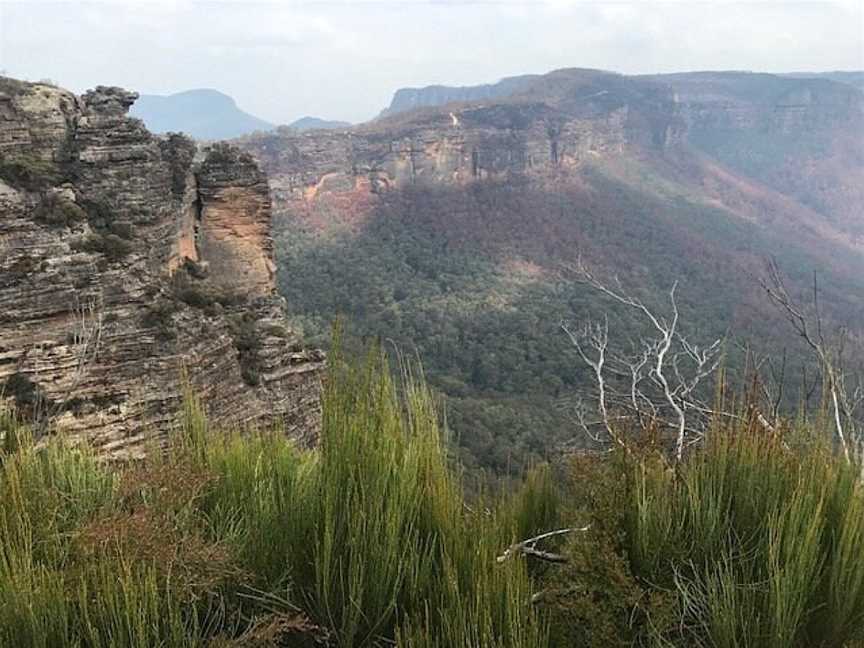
0, 78, 324, 457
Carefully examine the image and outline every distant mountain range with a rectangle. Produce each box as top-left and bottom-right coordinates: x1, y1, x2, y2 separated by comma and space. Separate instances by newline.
780, 71, 864, 91
130, 89, 350, 140
378, 74, 541, 117
130, 89, 274, 140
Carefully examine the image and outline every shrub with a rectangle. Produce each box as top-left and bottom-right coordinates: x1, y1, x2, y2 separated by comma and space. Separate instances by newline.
539, 424, 864, 648
0, 77, 30, 97
78, 197, 113, 230
33, 193, 87, 227
0, 155, 63, 191
1, 373, 53, 422
175, 282, 215, 309
141, 299, 178, 341
172, 271, 245, 312
0, 344, 549, 647
1, 345, 860, 647
108, 221, 134, 240
70, 232, 133, 261
228, 314, 263, 387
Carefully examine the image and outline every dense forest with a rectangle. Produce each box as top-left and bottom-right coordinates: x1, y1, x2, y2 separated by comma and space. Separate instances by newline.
273, 159, 863, 474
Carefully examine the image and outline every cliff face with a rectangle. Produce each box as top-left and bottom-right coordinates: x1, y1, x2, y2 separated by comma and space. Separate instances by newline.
647, 72, 864, 237
243, 70, 686, 226
366, 69, 864, 237
240, 69, 863, 242
0, 78, 324, 457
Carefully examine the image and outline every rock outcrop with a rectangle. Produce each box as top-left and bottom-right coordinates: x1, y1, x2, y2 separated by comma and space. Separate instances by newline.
0, 78, 324, 457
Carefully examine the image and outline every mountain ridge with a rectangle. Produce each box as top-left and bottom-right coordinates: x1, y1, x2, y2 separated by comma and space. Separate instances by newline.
131, 88, 274, 140
380, 67, 864, 116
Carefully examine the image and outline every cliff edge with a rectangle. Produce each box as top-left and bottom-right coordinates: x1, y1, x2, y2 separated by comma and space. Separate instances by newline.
0, 77, 324, 456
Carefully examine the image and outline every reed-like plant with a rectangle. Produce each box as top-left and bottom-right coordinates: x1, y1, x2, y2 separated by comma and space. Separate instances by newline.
623, 422, 864, 648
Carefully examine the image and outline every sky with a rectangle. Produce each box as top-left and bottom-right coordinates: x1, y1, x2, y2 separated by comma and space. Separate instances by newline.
1, 0, 862, 125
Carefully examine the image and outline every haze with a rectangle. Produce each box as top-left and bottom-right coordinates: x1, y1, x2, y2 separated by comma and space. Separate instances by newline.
1, 0, 862, 125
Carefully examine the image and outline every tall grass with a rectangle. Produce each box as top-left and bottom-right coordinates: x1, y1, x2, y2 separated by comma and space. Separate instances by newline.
197, 344, 550, 646
620, 424, 864, 648
2, 348, 862, 647
0, 344, 551, 647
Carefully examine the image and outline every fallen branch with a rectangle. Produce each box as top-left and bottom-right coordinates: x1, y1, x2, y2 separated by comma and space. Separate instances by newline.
496, 526, 590, 564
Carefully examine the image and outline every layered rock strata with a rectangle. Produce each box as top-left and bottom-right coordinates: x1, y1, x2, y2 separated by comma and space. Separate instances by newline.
239, 69, 862, 241
0, 78, 324, 456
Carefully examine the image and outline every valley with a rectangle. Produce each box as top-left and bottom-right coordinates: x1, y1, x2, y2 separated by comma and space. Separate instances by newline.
234, 68, 864, 472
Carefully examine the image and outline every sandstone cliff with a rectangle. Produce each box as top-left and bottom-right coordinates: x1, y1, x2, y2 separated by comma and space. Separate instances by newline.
241, 70, 689, 227
239, 68, 863, 246
366, 69, 864, 236
0, 77, 324, 456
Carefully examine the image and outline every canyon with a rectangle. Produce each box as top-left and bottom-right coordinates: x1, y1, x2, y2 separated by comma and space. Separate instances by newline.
234, 68, 864, 471
2, 67, 862, 468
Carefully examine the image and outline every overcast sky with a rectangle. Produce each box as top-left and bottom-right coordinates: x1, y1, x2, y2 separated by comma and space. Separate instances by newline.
1, 0, 862, 124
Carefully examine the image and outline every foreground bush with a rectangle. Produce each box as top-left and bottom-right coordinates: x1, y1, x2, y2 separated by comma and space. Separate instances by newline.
540, 421, 864, 648
0, 348, 552, 647
1, 352, 862, 646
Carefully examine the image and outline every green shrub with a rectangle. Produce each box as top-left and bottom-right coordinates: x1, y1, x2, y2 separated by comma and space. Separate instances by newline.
0, 344, 549, 647
78, 197, 113, 229
540, 424, 864, 648
0, 155, 63, 191
108, 221, 134, 240
2, 342, 860, 647
33, 193, 86, 227
141, 299, 178, 341
175, 282, 215, 309
70, 232, 133, 261
537, 453, 678, 646
172, 271, 245, 312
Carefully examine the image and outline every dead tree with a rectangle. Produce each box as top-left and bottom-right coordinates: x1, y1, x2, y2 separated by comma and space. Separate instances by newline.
561, 260, 723, 461
761, 259, 863, 463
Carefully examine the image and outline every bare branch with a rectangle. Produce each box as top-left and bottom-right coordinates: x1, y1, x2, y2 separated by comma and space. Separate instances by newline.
565, 260, 723, 460
496, 526, 591, 564
760, 259, 860, 462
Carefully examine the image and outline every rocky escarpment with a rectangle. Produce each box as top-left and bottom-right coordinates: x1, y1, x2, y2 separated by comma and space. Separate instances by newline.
238, 68, 863, 242
241, 70, 684, 223
645, 71, 864, 236
380, 73, 541, 117
0, 77, 324, 456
